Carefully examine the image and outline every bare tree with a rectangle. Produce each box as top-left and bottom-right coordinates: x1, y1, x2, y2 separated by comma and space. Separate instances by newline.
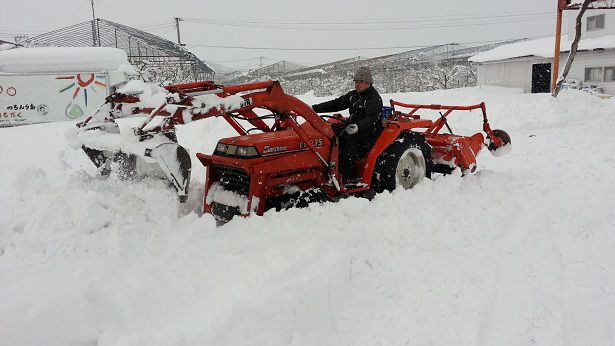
553, 0, 593, 97
420, 64, 477, 90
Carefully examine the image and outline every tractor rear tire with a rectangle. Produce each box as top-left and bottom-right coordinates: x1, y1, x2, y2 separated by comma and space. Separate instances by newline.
372, 132, 432, 193
488, 129, 512, 156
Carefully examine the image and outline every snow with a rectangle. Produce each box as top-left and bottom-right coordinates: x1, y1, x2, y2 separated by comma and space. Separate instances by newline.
193, 94, 245, 116
114, 80, 245, 124
0, 47, 136, 74
202, 60, 236, 75
285, 68, 326, 78
1, 86, 615, 345
469, 34, 615, 63
206, 182, 250, 214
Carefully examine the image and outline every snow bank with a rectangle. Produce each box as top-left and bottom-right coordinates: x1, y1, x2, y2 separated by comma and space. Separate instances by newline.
0, 47, 136, 74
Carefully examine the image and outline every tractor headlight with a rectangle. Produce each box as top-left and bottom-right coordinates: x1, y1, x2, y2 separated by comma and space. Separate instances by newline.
216, 143, 229, 153
237, 146, 258, 157
226, 145, 237, 155
214, 142, 259, 158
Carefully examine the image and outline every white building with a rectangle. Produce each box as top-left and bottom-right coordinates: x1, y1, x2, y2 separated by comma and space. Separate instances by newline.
470, 9, 615, 94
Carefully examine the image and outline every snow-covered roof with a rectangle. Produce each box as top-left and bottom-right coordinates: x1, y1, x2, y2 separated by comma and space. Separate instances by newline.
469, 34, 615, 63
0, 47, 136, 74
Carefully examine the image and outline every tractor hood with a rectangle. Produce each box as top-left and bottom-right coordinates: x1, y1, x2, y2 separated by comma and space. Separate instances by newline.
217, 126, 325, 157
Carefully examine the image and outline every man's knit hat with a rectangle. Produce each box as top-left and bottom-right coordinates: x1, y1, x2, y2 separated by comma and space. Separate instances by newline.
353, 66, 373, 84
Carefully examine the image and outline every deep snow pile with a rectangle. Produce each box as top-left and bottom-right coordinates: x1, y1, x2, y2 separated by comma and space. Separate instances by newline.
1, 87, 615, 346
0, 47, 136, 74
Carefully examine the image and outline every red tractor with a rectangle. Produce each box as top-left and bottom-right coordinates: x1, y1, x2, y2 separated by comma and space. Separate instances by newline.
76, 80, 510, 224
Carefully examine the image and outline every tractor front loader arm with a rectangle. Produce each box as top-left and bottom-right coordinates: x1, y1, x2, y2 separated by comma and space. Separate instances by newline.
75, 80, 338, 201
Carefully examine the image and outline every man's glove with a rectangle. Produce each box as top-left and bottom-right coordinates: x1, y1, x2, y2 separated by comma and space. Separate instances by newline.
345, 124, 359, 135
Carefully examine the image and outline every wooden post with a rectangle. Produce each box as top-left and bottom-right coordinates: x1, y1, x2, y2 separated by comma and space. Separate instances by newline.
552, 7, 563, 92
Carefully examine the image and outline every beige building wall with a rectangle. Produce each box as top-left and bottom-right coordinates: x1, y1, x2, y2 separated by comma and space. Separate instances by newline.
567, 9, 615, 40
564, 50, 615, 94
476, 51, 615, 94
477, 57, 550, 93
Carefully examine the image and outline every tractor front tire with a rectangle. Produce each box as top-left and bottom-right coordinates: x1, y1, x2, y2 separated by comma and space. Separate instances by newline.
372, 132, 431, 193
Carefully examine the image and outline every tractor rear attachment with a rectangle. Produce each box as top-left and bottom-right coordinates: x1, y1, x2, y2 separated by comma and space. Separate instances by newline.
389, 100, 511, 174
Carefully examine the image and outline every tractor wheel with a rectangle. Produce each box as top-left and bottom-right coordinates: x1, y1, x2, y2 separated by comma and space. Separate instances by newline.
372, 132, 432, 193
488, 129, 512, 157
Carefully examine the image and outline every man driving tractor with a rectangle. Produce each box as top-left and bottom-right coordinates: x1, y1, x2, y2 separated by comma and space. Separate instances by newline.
311, 66, 383, 183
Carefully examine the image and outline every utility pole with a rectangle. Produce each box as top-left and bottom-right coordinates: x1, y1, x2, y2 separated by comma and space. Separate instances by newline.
174, 17, 185, 46
551, 0, 565, 92
90, 0, 98, 46
14, 35, 27, 45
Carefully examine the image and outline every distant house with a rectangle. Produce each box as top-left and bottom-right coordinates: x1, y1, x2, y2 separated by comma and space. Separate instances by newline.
470, 9, 615, 94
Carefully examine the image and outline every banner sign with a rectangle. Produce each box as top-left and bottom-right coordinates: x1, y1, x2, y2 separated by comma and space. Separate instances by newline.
0, 73, 110, 127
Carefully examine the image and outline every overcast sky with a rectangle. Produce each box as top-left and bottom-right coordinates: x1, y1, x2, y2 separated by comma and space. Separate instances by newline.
1, 0, 563, 70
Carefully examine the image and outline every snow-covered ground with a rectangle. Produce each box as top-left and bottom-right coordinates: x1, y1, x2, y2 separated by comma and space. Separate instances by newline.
1, 86, 615, 346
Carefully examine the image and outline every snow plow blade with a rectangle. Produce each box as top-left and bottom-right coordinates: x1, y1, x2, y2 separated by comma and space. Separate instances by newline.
72, 80, 232, 202
79, 132, 192, 202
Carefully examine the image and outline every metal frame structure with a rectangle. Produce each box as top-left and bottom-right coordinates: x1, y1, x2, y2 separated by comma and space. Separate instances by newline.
21, 19, 214, 82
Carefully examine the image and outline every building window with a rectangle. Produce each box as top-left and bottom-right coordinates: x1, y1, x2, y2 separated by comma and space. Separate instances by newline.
605, 67, 615, 82
587, 14, 605, 31
585, 67, 603, 82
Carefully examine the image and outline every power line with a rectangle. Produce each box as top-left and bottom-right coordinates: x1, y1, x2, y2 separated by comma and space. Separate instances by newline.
136, 24, 175, 31
184, 11, 554, 26
0, 8, 559, 36
188, 36, 550, 52
134, 21, 175, 28
182, 16, 554, 31
213, 56, 280, 62
190, 44, 431, 51
144, 26, 176, 34
183, 9, 556, 25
